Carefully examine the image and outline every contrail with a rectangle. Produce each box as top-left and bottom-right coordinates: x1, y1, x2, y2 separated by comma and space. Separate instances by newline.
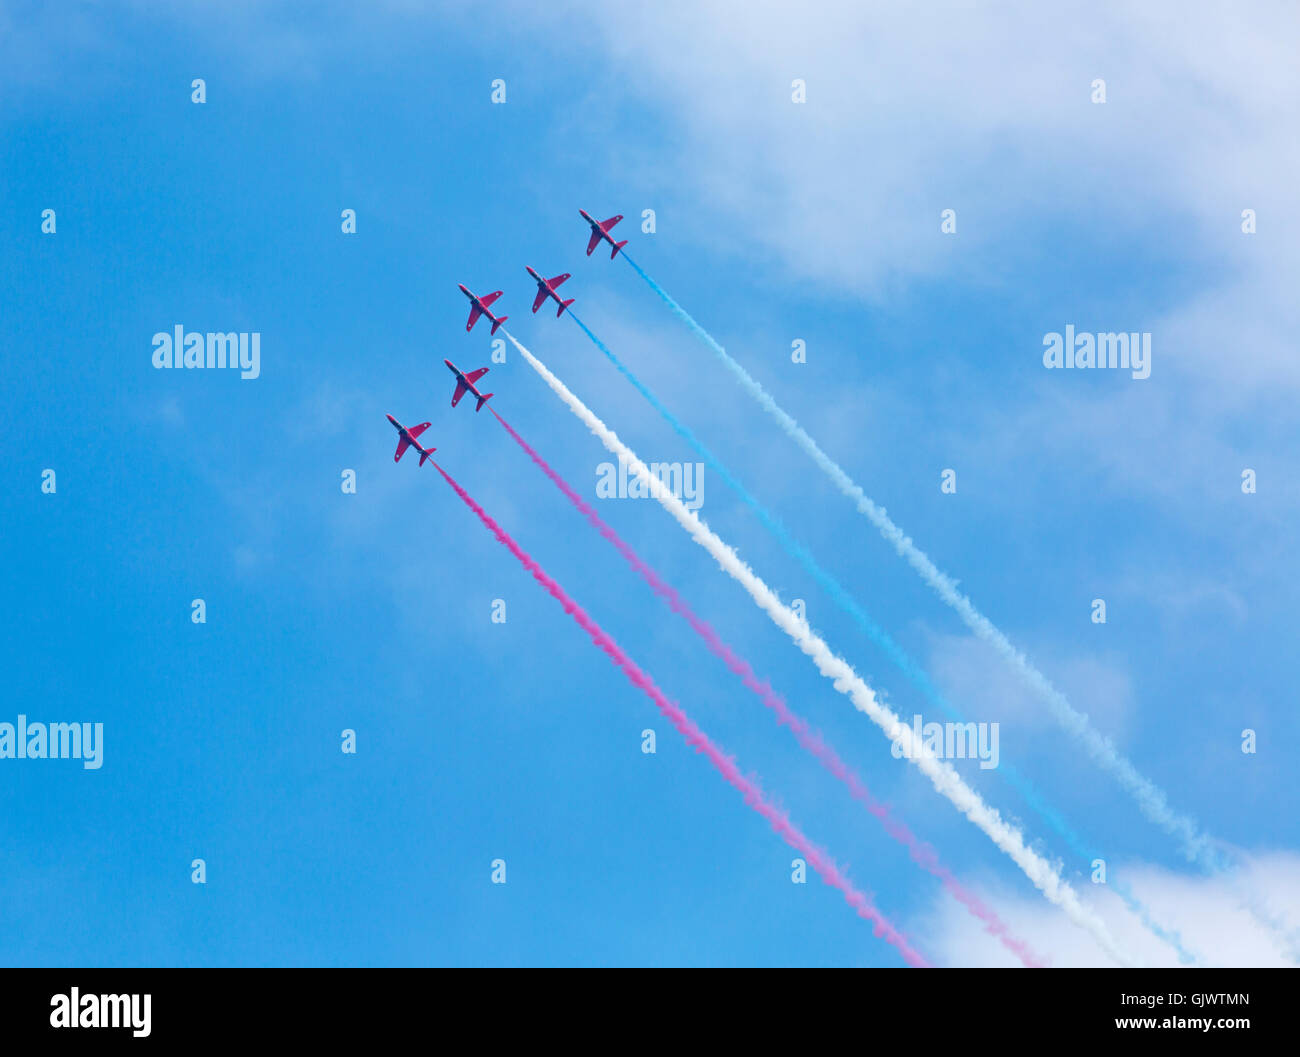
490, 406, 1044, 967
618, 256, 1300, 959
620, 255, 1221, 871
566, 309, 1194, 964
427, 458, 931, 968
502, 328, 1134, 966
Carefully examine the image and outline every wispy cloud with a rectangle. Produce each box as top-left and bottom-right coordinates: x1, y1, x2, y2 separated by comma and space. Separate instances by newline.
925, 851, 1300, 967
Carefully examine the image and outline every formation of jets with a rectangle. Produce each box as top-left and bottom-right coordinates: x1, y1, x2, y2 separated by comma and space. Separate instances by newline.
393, 209, 624, 458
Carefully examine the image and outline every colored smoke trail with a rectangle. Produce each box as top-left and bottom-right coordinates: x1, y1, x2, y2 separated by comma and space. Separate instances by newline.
619, 254, 1243, 877
501, 328, 1134, 966
427, 457, 931, 967
490, 406, 1044, 967
566, 310, 1194, 964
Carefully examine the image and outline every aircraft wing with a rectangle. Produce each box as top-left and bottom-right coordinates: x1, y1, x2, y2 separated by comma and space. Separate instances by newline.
586, 229, 602, 256
532, 287, 549, 313
451, 380, 469, 407
600, 215, 622, 233
465, 367, 489, 385
465, 303, 482, 331
549, 272, 570, 288
408, 422, 431, 440
480, 290, 503, 308
394, 434, 411, 461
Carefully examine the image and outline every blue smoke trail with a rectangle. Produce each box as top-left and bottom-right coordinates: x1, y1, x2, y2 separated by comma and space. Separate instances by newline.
621, 252, 1300, 961
567, 306, 1196, 962
621, 254, 1219, 826
617, 253, 1221, 871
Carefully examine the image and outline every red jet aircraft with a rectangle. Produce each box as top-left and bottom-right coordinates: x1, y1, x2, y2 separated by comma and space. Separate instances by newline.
525, 266, 575, 317
458, 283, 508, 335
387, 414, 436, 466
444, 359, 494, 412
579, 209, 628, 259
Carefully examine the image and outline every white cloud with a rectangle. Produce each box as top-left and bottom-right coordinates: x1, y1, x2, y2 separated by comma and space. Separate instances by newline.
922, 851, 1300, 966
926, 629, 1135, 745
519, 5, 1296, 275
496, 0, 1300, 442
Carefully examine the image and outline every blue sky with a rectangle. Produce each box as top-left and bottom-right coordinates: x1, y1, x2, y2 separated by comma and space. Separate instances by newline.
2, 1, 1297, 967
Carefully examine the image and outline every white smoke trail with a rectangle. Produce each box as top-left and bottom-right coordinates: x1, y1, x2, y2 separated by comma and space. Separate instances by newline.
623, 256, 1223, 872
504, 329, 1135, 967
626, 261, 1300, 964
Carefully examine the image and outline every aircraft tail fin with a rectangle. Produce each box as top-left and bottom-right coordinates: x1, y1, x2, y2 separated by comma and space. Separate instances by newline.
418, 446, 436, 467
490, 316, 507, 335
558, 298, 575, 317
611, 240, 628, 259
475, 393, 493, 412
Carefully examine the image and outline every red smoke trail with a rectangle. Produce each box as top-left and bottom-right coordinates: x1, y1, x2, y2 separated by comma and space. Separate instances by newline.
429, 458, 930, 967
490, 408, 1044, 968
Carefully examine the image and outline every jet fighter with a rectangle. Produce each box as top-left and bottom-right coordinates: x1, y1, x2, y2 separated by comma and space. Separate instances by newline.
458, 284, 508, 335
578, 209, 628, 259
444, 359, 493, 412
387, 414, 436, 466
525, 266, 575, 317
